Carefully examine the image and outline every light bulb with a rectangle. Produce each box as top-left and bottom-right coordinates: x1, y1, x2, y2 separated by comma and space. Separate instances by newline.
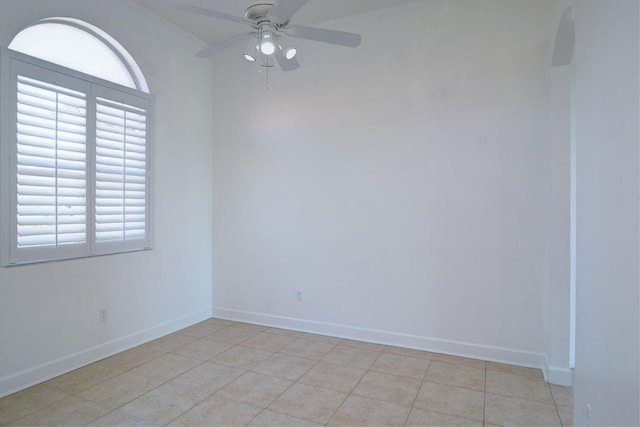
260, 32, 275, 55
260, 40, 275, 55
284, 46, 297, 60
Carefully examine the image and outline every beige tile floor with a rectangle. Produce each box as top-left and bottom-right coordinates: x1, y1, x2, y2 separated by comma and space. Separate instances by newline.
0, 318, 574, 426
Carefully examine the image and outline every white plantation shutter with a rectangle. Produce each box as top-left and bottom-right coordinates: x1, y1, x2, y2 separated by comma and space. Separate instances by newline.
95, 95, 149, 250
4, 53, 152, 265
16, 76, 87, 249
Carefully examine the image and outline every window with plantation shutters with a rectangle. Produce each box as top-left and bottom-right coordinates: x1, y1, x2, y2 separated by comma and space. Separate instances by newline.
2, 45, 152, 266
16, 76, 88, 250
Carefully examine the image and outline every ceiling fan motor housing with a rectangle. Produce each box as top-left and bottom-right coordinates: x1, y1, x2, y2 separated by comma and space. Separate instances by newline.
245, 3, 288, 27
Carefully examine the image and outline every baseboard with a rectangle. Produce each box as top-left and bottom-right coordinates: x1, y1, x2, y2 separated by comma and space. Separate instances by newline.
212, 307, 545, 371
0, 309, 211, 398
543, 356, 574, 386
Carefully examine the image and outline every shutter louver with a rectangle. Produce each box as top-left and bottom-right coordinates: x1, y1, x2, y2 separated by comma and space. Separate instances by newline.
95, 97, 147, 244
16, 75, 87, 248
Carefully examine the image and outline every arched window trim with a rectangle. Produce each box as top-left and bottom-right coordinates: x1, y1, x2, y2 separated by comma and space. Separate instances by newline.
10, 17, 149, 93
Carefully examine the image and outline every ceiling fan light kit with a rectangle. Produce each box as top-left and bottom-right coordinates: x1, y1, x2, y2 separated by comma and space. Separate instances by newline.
176, 0, 362, 77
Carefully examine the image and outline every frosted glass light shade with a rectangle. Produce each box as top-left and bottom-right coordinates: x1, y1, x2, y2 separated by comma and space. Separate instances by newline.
243, 39, 258, 61
260, 32, 276, 55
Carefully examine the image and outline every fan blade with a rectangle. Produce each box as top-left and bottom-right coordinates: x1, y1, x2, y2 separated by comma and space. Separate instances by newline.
175, 4, 247, 25
196, 32, 255, 57
284, 25, 361, 48
274, 47, 300, 72
267, 0, 310, 25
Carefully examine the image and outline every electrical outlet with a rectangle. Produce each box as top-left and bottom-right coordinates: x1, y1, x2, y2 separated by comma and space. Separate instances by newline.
99, 309, 107, 322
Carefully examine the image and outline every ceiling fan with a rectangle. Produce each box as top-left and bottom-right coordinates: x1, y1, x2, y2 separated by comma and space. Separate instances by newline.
176, 0, 362, 71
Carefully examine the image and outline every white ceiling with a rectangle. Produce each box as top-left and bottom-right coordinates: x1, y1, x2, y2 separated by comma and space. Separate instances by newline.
133, 0, 418, 47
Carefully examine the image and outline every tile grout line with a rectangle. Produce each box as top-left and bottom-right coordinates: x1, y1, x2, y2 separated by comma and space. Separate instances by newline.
550, 383, 565, 426
420, 357, 489, 425
242, 338, 341, 426
34, 344, 210, 426
292, 339, 347, 426
157, 333, 262, 426
483, 362, 488, 427
1, 386, 73, 426
106, 331, 260, 426
111, 351, 214, 426
402, 357, 431, 426
322, 350, 381, 426
18, 347, 176, 426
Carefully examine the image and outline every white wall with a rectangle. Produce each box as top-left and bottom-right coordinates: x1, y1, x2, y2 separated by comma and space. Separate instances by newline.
211, 0, 556, 368
573, 0, 640, 425
0, 0, 214, 396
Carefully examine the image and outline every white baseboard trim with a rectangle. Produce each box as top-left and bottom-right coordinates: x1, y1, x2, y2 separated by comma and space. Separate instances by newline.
213, 307, 545, 372
0, 309, 211, 398
543, 356, 574, 386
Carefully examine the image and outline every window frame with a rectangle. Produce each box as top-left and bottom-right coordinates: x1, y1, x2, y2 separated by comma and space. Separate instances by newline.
1, 48, 154, 266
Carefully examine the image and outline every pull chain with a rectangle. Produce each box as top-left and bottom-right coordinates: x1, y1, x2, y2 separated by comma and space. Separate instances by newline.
265, 63, 270, 90
257, 55, 270, 89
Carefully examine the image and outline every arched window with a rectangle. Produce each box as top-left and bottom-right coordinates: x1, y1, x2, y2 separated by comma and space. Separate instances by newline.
9, 17, 149, 92
2, 18, 153, 266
